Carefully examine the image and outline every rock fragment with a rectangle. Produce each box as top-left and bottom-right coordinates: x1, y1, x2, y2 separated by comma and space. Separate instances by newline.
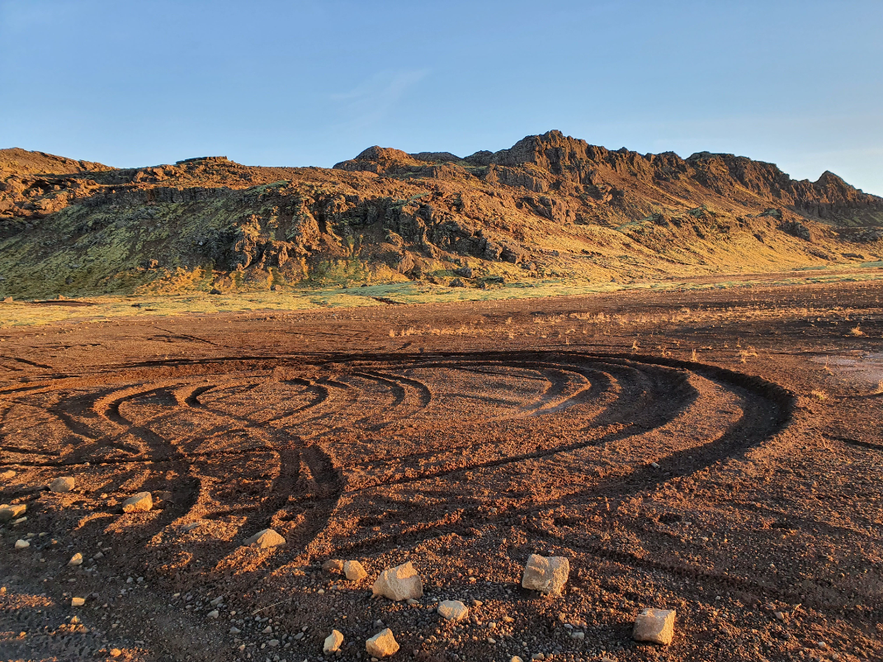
14, 539, 29, 549
366, 628, 399, 657
322, 559, 344, 574
372, 561, 423, 601
122, 492, 152, 513
243, 528, 285, 549
49, 476, 76, 493
207, 610, 219, 619
344, 560, 368, 581
71, 597, 85, 607
0, 470, 15, 481
0, 504, 26, 522
437, 600, 469, 622
324, 629, 344, 653
521, 554, 570, 596
68, 553, 83, 566
633, 607, 676, 645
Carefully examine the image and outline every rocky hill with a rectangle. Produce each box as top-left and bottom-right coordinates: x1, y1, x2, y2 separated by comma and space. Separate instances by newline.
1, 131, 881, 298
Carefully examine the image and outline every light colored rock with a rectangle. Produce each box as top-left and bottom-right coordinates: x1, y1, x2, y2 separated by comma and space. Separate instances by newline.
14, 539, 29, 549
207, 609, 219, 619
109, 649, 122, 658
324, 629, 344, 653
0, 470, 15, 481
49, 476, 76, 492
0, 504, 26, 522
122, 492, 152, 513
71, 597, 85, 607
511, 657, 525, 662
243, 528, 285, 549
633, 607, 676, 645
521, 554, 570, 596
344, 560, 368, 581
322, 559, 345, 573
438, 600, 469, 622
366, 628, 399, 657
372, 561, 423, 601
68, 553, 83, 566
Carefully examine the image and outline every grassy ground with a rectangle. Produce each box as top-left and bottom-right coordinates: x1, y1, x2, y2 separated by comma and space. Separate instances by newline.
2, 265, 883, 328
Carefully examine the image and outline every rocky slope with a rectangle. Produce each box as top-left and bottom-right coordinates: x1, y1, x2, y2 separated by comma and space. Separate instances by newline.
1, 131, 881, 298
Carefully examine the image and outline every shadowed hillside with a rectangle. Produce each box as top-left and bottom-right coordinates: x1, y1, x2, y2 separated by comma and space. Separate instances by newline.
1, 131, 881, 298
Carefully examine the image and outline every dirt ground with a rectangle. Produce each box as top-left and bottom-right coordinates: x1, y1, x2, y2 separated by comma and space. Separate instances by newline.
0, 279, 881, 662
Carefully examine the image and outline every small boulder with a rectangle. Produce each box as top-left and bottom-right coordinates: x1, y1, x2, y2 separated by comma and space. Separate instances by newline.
14, 539, 29, 549
366, 628, 399, 657
322, 559, 345, 574
49, 476, 76, 493
0, 503, 26, 522
438, 600, 469, 622
323, 629, 344, 653
521, 554, 570, 596
633, 607, 676, 645
122, 492, 152, 513
372, 561, 423, 601
344, 560, 368, 581
243, 528, 285, 549
68, 553, 83, 566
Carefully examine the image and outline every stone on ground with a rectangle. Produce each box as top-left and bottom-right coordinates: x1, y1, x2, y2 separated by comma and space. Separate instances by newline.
437, 600, 469, 622
14, 539, 29, 549
344, 560, 368, 581
366, 628, 399, 657
372, 561, 423, 601
324, 629, 344, 653
122, 492, 153, 513
49, 476, 75, 493
71, 597, 85, 606
68, 553, 83, 566
521, 554, 570, 596
207, 609, 219, 619
0, 470, 15, 481
322, 559, 344, 574
633, 607, 676, 645
0, 503, 26, 522
243, 528, 285, 549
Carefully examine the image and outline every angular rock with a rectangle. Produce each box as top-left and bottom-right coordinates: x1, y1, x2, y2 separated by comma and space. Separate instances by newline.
372, 561, 423, 601
343, 560, 368, 581
14, 539, 29, 549
243, 528, 285, 549
322, 559, 344, 574
71, 597, 85, 607
438, 599, 469, 622
633, 607, 676, 645
521, 554, 570, 596
68, 553, 83, 566
0, 503, 26, 522
49, 476, 76, 493
122, 492, 152, 513
366, 628, 399, 657
207, 609, 219, 619
323, 629, 344, 653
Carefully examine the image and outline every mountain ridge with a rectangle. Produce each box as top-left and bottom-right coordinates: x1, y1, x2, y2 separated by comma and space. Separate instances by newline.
1, 131, 881, 298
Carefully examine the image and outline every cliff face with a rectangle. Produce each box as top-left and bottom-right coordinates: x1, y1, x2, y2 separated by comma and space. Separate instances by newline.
1, 133, 881, 298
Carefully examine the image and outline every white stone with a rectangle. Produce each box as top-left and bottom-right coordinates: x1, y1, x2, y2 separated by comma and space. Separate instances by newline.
14, 539, 29, 549
344, 560, 368, 581
437, 600, 469, 622
71, 597, 85, 607
0, 503, 25, 521
49, 476, 76, 492
68, 553, 83, 566
324, 629, 344, 653
372, 561, 423, 601
521, 554, 570, 596
633, 607, 676, 645
243, 528, 285, 549
366, 628, 399, 657
122, 492, 152, 513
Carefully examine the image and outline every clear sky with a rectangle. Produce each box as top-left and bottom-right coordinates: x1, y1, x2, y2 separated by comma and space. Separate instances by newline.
2, 0, 881, 194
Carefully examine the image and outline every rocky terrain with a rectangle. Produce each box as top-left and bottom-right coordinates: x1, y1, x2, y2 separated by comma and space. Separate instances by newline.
1, 131, 882, 299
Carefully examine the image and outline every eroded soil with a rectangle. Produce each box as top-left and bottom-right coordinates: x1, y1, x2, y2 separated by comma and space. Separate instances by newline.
1, 280, 881, 661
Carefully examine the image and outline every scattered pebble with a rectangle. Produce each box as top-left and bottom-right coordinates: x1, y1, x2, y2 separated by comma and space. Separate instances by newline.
344, 559, 368, 581
207, 610, 219, 619
633, 607, 676, 645
243, 528, 285, 549
49, 476, 76, 493
68, 553, 83, 566
14, 539, 29, 550
366, 628, 399, 658
372, 561, 423, 601
121, 492, 153, 513
438, 600, 469, 622
324, 629, 344, 653
0, 503, 26, 522
322, 559, 345, 574
71, 597, 85, 607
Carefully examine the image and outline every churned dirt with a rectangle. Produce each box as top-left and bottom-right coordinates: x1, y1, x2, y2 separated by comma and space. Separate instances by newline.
0, 279, 881, 661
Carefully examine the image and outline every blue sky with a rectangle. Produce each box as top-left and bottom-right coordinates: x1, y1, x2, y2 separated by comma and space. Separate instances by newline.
1, 0, 881, 194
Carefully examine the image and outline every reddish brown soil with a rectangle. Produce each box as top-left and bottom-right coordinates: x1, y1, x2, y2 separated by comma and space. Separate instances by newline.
1, 280, 881, 661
